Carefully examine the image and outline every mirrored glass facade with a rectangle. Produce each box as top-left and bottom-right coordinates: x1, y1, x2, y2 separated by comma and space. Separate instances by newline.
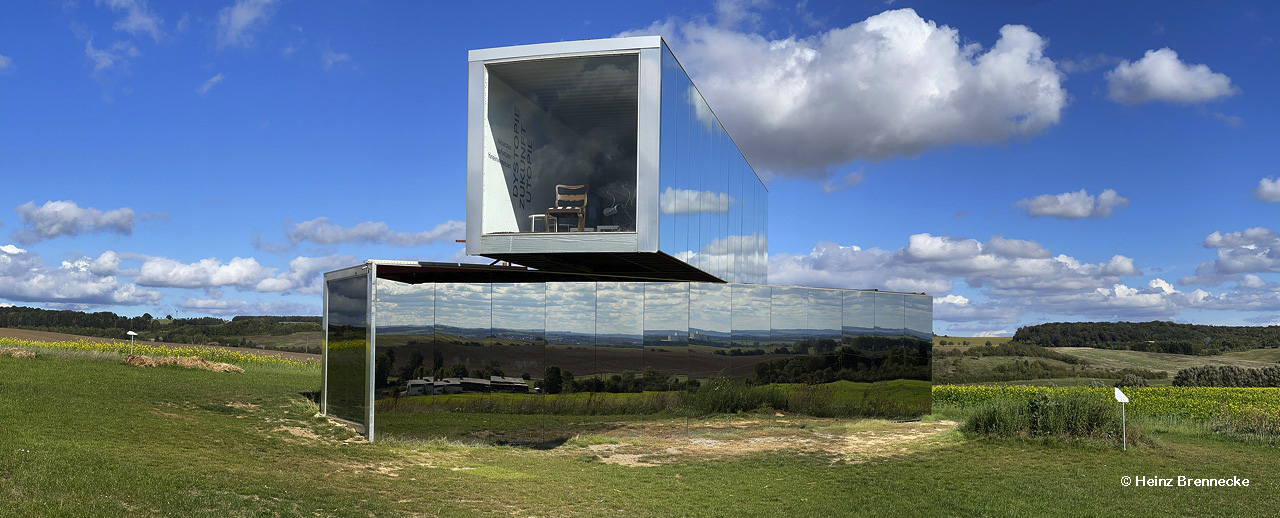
324, 274, 368, 427
335, 273, 933, 442
337, 36, 931, 445
658, 44, 767, 284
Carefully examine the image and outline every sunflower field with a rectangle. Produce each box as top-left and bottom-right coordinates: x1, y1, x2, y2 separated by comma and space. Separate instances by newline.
933, 384, 1280, 421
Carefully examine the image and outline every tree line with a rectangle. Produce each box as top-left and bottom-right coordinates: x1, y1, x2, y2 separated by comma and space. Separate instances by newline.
1012, 321, 1280, 355
1172, 365, 1280, 387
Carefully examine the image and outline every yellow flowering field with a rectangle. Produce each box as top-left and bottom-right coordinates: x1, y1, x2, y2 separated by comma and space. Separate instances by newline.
933, 384, 1280, 420
0, 337, 318, 368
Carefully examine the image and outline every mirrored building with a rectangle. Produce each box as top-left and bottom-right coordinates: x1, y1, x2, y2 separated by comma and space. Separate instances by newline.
323, 37, 931, 441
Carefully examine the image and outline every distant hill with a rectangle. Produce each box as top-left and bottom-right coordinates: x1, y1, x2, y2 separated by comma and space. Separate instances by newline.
1013, 321, 1280, 355
0, 305, 320, 346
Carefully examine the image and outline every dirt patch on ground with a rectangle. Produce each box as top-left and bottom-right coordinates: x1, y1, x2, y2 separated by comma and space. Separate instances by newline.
577, 417, 958, 467
226, 402, 259, 410
124, 354, 245, 373
0, 347, 36, 359
834, 420, 958, 462
274, 426, 323, 441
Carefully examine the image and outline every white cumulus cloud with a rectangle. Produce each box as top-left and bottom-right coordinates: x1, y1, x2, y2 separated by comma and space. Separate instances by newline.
1254, 177, 1280, 203
621, 8, 1067, 177
1181, 227, 1280, 285
1105, 48, 1236, 105
1016, 189, 1129, 219
135, 256, 273, 289
0, 54, 13, 72
0, 245, 161, 305
769, 233, 1157, 323
12, 200, 137, 244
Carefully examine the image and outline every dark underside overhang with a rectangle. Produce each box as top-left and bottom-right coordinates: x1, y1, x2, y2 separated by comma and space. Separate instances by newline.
479, 251, 723, 283
373, 254, 722, 285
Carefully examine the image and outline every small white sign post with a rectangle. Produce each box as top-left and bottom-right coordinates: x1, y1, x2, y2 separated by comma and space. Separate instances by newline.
1114, 387, 1129, 451
127, 331, 138, 355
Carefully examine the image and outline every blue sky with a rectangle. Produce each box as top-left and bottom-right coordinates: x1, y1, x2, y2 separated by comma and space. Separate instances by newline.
1, 0, 1278, 336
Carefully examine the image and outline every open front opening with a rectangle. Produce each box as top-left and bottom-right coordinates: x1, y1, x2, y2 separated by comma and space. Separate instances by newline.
482, 54, 639, 234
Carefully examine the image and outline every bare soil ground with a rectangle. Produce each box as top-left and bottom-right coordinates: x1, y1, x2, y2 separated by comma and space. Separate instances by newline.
565, 417, 959, 466
0, 328, 320, 362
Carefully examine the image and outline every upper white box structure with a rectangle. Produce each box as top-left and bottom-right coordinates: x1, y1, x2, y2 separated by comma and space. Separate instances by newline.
466, 37, 768, 283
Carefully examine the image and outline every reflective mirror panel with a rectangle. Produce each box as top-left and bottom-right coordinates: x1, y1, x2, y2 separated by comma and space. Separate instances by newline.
545, 282, 597, 378
729, 284, 771, 377
689, 282, 732, 378
905, 294, 932, 343
434, 283, 492, 375
490, 283, 546, 381
354, 277, 931, 442
874, 292, 906, 338
373, 279, 436, 407
325, 274, 368, 425
842, 291, 875, 339
807, 289, 844, 342
642, 282, 689, 384
769, 286, 807, 349
656, 44, 767, 282
595, 282, 644, 376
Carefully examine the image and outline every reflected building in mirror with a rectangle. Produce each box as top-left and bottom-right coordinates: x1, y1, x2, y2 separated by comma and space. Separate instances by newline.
321, 37, 932, 441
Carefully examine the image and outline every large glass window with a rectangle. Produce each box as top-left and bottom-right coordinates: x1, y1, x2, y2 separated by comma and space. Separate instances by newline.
483, 54, 639, 234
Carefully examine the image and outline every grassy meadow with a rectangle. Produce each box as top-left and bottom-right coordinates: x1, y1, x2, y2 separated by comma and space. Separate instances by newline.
2, 338, 1279, 516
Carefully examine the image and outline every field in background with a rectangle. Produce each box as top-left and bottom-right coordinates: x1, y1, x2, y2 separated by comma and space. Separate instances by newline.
225, 331, 324, 354
1049, 347, 1279, 376
0, 328, 319, 362
932, 335, 1013, 349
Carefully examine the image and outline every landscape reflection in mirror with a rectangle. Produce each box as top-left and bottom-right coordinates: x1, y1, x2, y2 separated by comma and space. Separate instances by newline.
325, 274, 368, 427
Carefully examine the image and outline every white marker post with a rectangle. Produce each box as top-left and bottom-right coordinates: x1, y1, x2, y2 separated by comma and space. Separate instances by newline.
127, 331, 138, 355
1114, 387, 1129, 451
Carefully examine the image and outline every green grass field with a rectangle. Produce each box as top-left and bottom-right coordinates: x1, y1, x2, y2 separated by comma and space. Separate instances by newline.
226, 331, 324, 353
932, 335, 1013, 348
1049, 347, 1279, 376
3, 349, 1279, 516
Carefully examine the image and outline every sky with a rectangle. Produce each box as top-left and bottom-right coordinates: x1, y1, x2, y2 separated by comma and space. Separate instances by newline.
1, 0, 1278, 336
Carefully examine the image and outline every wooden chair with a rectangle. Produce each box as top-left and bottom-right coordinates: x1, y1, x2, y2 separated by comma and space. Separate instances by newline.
546, 184, 587, 232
